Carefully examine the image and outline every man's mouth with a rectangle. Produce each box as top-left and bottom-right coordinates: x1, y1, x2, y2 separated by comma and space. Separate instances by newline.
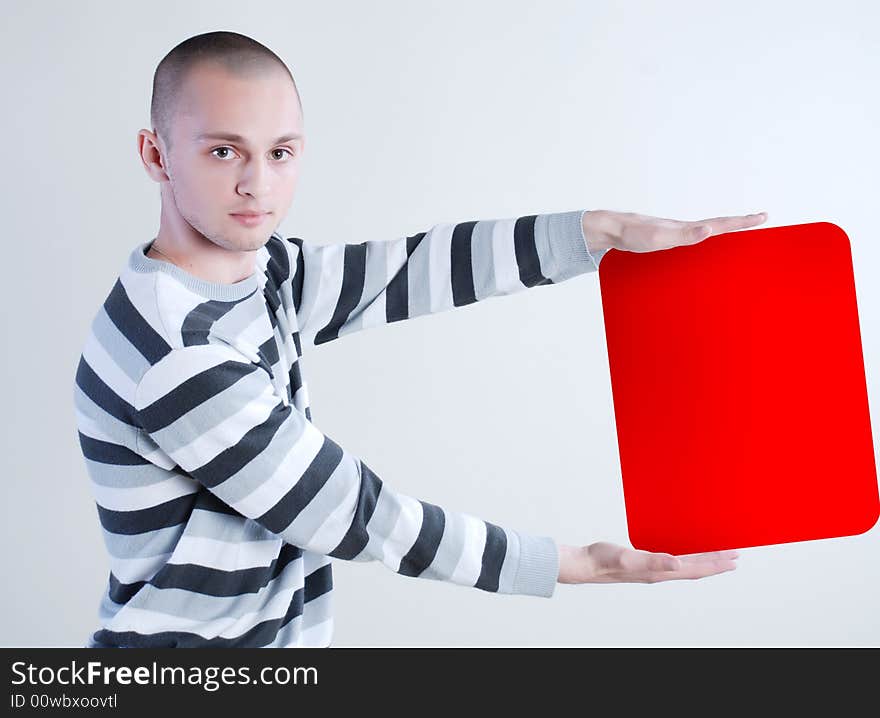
230, 211, 271, 226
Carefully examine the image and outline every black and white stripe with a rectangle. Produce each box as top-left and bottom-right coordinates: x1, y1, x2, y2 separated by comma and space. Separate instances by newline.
75, 208, 604, 648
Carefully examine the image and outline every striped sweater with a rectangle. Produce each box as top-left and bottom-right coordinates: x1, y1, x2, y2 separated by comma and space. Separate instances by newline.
73, 208, 607, 648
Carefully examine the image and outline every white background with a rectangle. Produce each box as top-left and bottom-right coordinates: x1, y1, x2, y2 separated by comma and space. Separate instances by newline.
1, 0, 877, 646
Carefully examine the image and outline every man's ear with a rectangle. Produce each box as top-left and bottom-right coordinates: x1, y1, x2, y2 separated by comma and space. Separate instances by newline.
137, 129, 171, 183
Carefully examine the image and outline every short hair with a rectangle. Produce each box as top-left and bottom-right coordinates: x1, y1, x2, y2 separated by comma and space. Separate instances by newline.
150, 31, 302, 154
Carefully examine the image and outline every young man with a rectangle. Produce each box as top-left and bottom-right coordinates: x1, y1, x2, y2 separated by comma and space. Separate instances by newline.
74, 31, 764, 648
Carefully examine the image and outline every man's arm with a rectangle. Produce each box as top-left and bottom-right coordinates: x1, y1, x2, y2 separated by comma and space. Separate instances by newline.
281, 208, 608, 352
134, 341, 559, 598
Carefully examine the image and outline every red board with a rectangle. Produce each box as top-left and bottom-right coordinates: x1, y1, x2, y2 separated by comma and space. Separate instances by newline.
597, 221, 878, 554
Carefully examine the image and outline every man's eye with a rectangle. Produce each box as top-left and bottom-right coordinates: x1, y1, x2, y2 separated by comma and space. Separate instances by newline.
211, 147, 294, 161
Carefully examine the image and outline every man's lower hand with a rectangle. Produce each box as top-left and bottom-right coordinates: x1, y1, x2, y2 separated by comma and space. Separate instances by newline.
557, 541, 739, 584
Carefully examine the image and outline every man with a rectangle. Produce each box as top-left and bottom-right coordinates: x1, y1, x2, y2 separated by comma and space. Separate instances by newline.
74, 30, 764, 648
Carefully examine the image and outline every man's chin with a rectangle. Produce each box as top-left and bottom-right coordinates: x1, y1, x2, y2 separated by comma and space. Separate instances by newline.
212, 230, 272, 253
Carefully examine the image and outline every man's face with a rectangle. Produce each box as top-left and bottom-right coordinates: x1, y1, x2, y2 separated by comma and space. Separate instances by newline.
148, 62, 305, 253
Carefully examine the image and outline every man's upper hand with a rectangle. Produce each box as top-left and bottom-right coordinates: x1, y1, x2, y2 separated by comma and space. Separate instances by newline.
582, 209, 769, 254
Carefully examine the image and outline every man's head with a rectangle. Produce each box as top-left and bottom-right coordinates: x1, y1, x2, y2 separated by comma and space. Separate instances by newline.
138, 31, 305, 254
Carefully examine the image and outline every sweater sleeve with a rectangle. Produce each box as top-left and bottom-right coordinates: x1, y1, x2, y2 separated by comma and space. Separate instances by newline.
134, 341, 559, 598
286, 208, 608, 351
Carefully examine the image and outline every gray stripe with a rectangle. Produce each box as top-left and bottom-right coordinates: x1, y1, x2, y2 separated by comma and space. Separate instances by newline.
97, 585, 127, 623
131, 554, 304, 623
102, 522, 185, 559
471, 219, 498, 301
292, 243, 325, 336
184, 509, 278, 543
292, 384, 307, 412
84, 457, 172, 489
211, 297, 270, 341
534, 213, 558, 278
277, 279, 296, 323
92, 307, 150, 382
344, 238, 389, 335
152, 369, 271, 456
283, 453, 361, 545
75, 385, 140, 455
543, 208, 597, 280
497, 528, 521, 593
510, 532, 558, 597
265, 614, 302, 647
406, 229, 433, 318
205, 402, 310, 506
357, 482, 402, 563
300, 589, 333, 629
418, 508, 468, 582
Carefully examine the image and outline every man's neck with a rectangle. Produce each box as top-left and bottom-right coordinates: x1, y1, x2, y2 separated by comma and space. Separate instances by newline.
147, 238, 257, 285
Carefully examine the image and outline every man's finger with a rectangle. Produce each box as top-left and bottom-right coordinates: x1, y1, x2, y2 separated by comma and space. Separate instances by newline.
632, 551, 681, 572
654, 559, 738, 581
620, 548, 654, 571
678, 549, 740, 562
695, 212, 768, 235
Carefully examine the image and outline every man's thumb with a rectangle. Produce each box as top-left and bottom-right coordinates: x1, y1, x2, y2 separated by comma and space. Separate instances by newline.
694, 224, 713, 240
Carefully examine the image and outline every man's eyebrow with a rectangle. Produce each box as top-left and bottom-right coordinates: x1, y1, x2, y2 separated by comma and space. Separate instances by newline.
193, 131, 303, 145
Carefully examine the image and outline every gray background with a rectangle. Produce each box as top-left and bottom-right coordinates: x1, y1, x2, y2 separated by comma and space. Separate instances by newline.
2, 0, 877, 646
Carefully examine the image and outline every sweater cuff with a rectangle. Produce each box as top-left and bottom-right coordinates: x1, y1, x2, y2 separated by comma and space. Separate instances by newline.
578, 208, 609, 270
540, 209, 607, 281
510, 532, 559, 598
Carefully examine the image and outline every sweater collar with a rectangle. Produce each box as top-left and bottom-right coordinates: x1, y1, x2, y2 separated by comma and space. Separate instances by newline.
128, 239, 266, 301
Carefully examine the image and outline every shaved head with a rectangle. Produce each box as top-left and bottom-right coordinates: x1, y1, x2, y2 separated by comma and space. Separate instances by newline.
150, 30, 303, 155
137, 30, 306, 280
